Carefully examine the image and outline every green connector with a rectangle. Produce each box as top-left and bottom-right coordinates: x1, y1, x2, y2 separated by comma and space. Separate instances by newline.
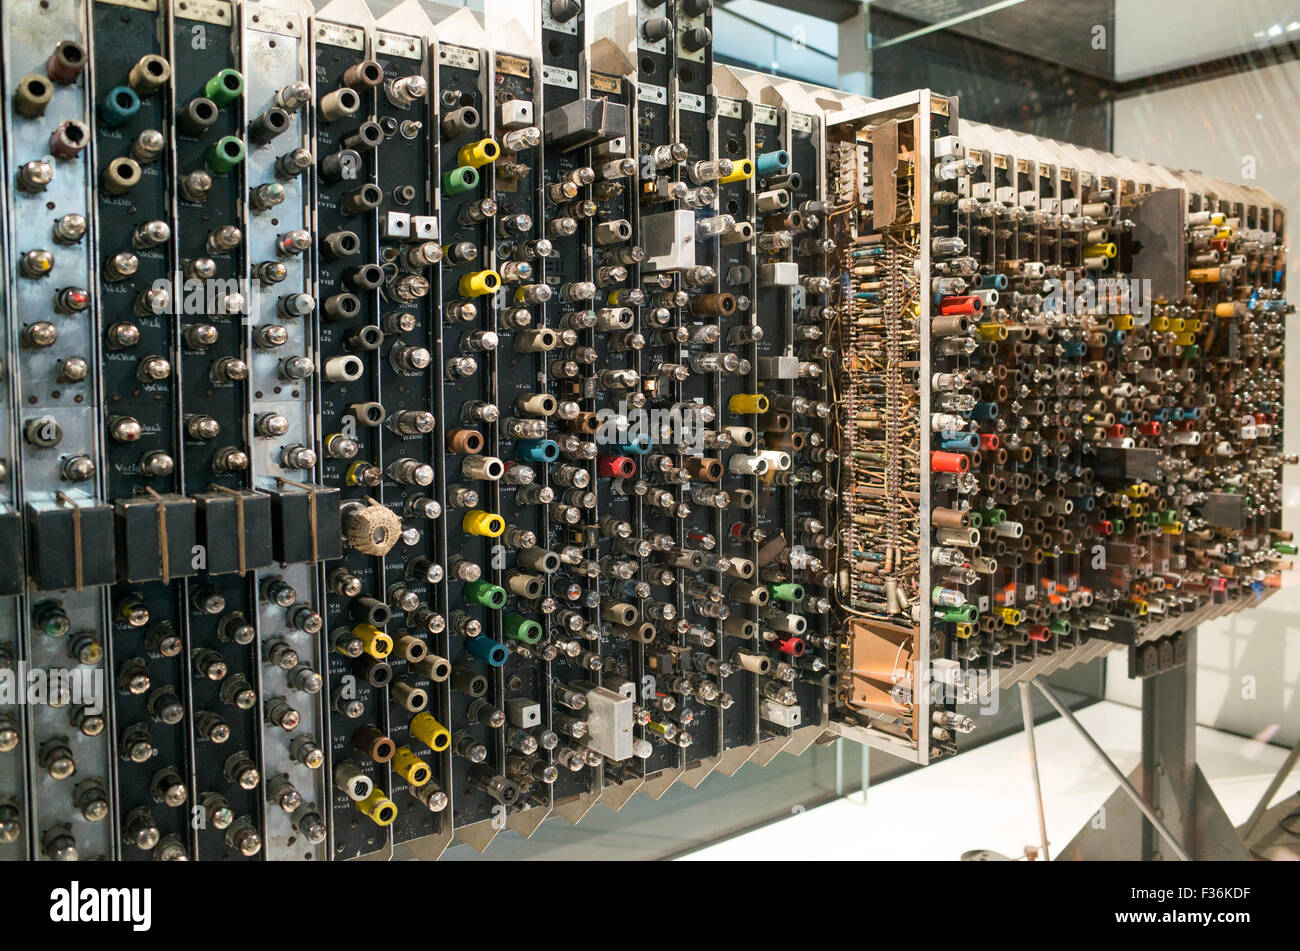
967, 512, 983, 528
206, 135, 245, 174
980, 508, 1006, 525
205, 68, 244, 106
465, 579, 507, 610
1275, 542, 1298, 555
442, 165, 479, 195
1159, 509, 1178, 524
1050, 618, 1072, 637
1181, 344, 1201, 359
769, 583, 804, 603
941, 605, 978, 624
1112, 518, 1126, 534
504, 614, 543, 644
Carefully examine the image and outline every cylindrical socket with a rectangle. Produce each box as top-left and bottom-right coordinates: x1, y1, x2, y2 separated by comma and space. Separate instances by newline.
102, 157, 142, 195
685, 457, 723, 481
446, 429, 485, 454
129, 54, 172, 96
47, 41, 87, 84
342, 183, 383, 216
249, 107, 290, 144
690, 293, 736, 317
441, 105, 479, 139
177, 97, 218, 137
14, 74, 53, 118
730, 582, 770, 606
323, 293, 361, 321
319, 86, 361, 122
515, 393, 557, 416
343, 60, 384, 90
462, 454, 504, 481
324, 354, 364, 382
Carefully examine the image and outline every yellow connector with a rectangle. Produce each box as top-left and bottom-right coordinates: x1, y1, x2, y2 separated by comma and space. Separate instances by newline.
1113, 314, 1135, 331
1129, 598, 1149, 616
355, 623, 392, 660
1084, 242, 1117, 259
998, 607, 1023, 626
1173, 332, 1196, 347
719, 158, 754, 183
729, 393, 769, 415
1167, 317, 1185, 332
1128, 503, 1145, 518
1151, 316, 1169, 332
1185, 318, 1202, 333
457, 137, 500, 168
954, 622, 973, 640
410, 712, 451, 751
356, 788, 398, 826
345, 461, 375, 486
463, 508, 505, 538
1160, 521, 1184, 535
976, 322, 1008, 341
459, 269, 501, 298
391, 746, 432, 787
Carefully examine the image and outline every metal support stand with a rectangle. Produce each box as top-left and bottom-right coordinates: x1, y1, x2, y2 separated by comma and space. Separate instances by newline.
1048, 629, 1250, 861
1240, 733, 1300, 840
1018, 682, 1050, 860
834, 739, 871, 806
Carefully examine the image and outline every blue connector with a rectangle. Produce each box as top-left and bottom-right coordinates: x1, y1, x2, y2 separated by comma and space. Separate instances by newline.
516, 438, 559, 463
939, 432, 979, 452
619, 433, 652, 454
99, 85, 141, 127
466, 637, 508, 667
755, 149, 789, 177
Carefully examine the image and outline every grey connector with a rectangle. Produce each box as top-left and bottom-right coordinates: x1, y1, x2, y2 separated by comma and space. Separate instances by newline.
506, 698, 542, 729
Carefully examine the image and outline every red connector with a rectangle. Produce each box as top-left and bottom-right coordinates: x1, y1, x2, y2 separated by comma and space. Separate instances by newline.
597, 454, 636, 478
931, 450, 969, 473
939, 295, 982, 316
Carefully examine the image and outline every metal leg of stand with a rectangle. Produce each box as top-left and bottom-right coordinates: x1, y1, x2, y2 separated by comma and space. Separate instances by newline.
835, 737, 870, 806
834, 738, 842, 798
1241, 737, 1300, 840
854, 743, 870, 806
1033, 679, 1192, 862
1019, 682, 1050, 860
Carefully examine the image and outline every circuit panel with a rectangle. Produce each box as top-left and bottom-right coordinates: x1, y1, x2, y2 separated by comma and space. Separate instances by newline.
0, 0, 1289, 860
